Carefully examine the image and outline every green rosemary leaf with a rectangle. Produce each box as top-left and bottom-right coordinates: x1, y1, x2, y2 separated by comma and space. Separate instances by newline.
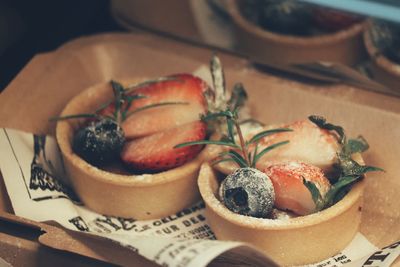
251, 143, 259, 168
345, 136, 369, 154
174, 140, 240, 149
227, 117, 235, 143
345, 163, 384, 176
49, 114, 98, 121
227, 150, 248, 168
228, 83, 248, 111
302, 178, 324, 210
338, 153, 384, 176
111, 80, 124, 120
125, 101, 188, 118
359, 165, 385, 173
308, 115, 345, 144
324, 176, 360, 207
247, 128, 293, 145
331, 187, 351, 205
253, 141, 289, 165
111, 80, 124, 98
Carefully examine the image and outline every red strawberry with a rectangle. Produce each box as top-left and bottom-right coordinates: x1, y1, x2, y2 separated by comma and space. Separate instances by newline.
255, 120, 340, 173
264, 161, 331, 215
121, 121, 207, 172
100, 74, 208, 139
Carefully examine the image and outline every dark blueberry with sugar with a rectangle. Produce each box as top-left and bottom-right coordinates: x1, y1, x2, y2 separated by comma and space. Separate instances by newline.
219, 167, 275, 218
73, 118, 125, 166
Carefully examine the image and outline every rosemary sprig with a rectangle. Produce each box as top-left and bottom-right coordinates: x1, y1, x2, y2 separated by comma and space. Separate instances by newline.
176, 107, 291, 168
176, 58, 291, 169
49, 113, 99, 121
50, 80, 187, 124
93, 76, 182, 114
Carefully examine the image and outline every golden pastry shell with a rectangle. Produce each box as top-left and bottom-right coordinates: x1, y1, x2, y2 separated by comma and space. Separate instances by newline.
198, 155, 365, 266
56, 79, 207, 220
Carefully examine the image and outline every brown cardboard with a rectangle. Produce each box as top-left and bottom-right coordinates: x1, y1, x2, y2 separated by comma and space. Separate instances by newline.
0, 32, 399, 266
111, 0, 201, 43
0, 212, 158, 267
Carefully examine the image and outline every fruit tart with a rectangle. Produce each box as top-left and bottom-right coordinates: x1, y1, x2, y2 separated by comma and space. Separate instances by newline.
55, 56, 229, 219
178, 66, 382, 265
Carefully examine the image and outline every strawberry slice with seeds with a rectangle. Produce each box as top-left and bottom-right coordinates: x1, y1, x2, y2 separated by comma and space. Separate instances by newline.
121, 121, 207, 172
255, 120, 340, 172
264, 161, 331, 215
100, 74, 208, 139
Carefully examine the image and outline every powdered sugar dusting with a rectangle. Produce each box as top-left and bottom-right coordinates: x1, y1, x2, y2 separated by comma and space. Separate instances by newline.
263, 160, 330, 215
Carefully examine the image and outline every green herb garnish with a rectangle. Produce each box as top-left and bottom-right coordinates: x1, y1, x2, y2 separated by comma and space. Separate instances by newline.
50, 79, 187, 124
304, 115, 384, 210
176, 55, 291, 168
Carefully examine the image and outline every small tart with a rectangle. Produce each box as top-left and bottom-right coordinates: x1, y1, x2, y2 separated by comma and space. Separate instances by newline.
226, 0, 367, 65
56, 79, 207, 219
198, 156, 365, 266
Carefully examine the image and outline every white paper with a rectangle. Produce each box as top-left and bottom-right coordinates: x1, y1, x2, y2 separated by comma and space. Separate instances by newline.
0, 256, 12, 267
0, 128, 399, 267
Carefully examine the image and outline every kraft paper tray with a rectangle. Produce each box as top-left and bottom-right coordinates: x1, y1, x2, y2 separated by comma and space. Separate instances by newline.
0, 32, 399, 266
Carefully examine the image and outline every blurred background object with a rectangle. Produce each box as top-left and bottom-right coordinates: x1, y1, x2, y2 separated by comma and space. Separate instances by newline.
301, 0, 400, 24
0, 0, 122, 91
0, 1, 24, 56
363, 19, 400, 90
1, 0, 400, 95
225, 0, 367, 66
111, 0, 236, 49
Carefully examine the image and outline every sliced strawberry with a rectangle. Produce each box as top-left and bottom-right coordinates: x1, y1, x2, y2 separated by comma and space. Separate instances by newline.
264, 161, 331, 215
255, 120, 340, 172
100, 74, 208, 139
121, 121, 207, 172
213, 120, 340, 175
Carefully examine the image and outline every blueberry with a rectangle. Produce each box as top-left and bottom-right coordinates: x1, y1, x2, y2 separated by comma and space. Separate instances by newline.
73, 118, 125, 166
219, 167, 275, 218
